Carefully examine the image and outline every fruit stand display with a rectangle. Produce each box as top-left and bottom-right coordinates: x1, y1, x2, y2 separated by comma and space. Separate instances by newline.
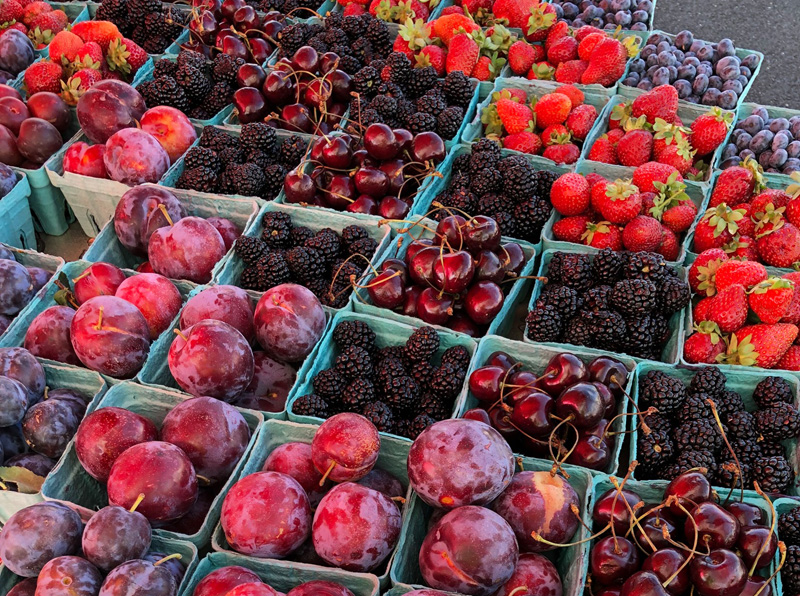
6, 3, 800, 596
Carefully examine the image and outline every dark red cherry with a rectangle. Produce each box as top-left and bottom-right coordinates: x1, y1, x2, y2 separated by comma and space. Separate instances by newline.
378, 196, 409, 219
448, 313, 481, 336
432, 251, 475, 294
412, 131, 445, 162
465, 280, 503, 325
464, 215, 502, 251
537, 353, 588, 396
463, 409, 491, 424
684, 502, 740, 550
588, 356, 629, 398
282, 103, 313, 133
641, 549, 689, 596
498, 242, 526, 276
435, 215, 467, 248
394, 128, 413, 152
726, 502, 766, 528
510, 390, 554, 437
665, 471, 711, 517
364, 123, 399, 160
555, 382, 605, 428
233, 87, 267, 123
320, 52, 340, 73
237, 63, 266, 88
591, 536, 641, 585
381, 259, 408, 285
416, 288, 453, 325
486, 351, 516, 371
593, 382, 615, 417
379, 160, 405, 196
488, 406, 519, 442
592, 488, 644, 533
233, 5, 259, 31
262, 70, 294, 105
737, 525, 777, 569
405, 238, 434, 261
633, 508, 677, 551
304, 79, 332, 110
249, 38, 272, 64
283, 170, 315, 203
474, 250, 505, 284
354, 167, 389, 198
320, 136, 352, 169
190, 10, 219, 44
347, 194, 379, 215
221, 0, 245, 20
620, 571, 670, 596
222, 35, 249, 60
291, 46, 319, 72
401, 285, 422, 317
368, 270, 404, 309
469, 365, 505, 403
408, 246, 439, 286
739, 577, 771, 596
567, 433, 611, 470
689, 549, 747, 596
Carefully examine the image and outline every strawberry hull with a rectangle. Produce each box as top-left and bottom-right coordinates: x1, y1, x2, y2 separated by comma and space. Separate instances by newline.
30, 2, 91, 58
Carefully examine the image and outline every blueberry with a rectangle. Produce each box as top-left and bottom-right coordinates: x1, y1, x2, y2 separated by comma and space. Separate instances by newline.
646, 54, 658, 68
673, 49, 685, 63
741, 54, 761, 70
589, 17, 604, 27
740, 66, 752, 79
689, 40, 704, 53
649, 34, 665, 46
722, 143, 738, 160
677, 64, 696, 80
722, 79, 743, 95
685, 95, 700, 104
637, 0, 653, 12
604, 13, 616, 24
784, 158, 800, 174
791, 119, 800, 138
736, 75, 749, 87
735, 132, 753, 151
675, 30, 694, 51
637, 79, 654, 91
720, 156, 743, 169
623, 74, 640, 87
573, 18, 587, 27
717, 90, 738, 110
647, 65, 659, 77
717, 38, 736, 57
716, 56, 741, 81
578, 0, 591, 9
674, 79, 692, 99
740, 115, 765, 135
656, 40, 671, 54
599, 0, 611, 10
615, 11, 632, 25
769, 118, 791, 133
652, 66, 671, 86
750, 129, 775, 153
553, 3, 565, 18
701, 88, 721, 105
611, 0, 631, 10
770, 149, 789, 168
707, 75, 723, 90
631, 21, 647, 31
684, 56, 700, 67
758, 150, 774, 169
697, 45, 715, 62
697, 63, 714, 77
632, 9, 648, 22
753, 106, 770, 121
641, 45, 656, 59
773, 132, 791, 151
630, 58, 646, 74
563, 3, 579, 18
692, 74, 709, 95
685, 51, 697, 59
740, 149, 756, 161
667, 65, 678, 82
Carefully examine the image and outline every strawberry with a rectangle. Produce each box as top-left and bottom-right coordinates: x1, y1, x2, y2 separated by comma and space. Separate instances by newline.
692, 204, 746, 253
541, 124, 568, 145
23, 60, 63, 94
631, 85, 679, 125
640, 191, 657, 215
659, 202, 697, 234
439, 4, 463, 14
445, 32, 479, 76
534, 92, 571, 128
683, 322, 726, 364
471, 55, 493, 81
690, 107, 733, 156
652, 120, 689, 158
597, 180, 642, 224
714, 259, 768, 293
585, 173, 605, 187
495, 98, 533, 135
500, 88, 527, 104
608, 102, 630, 130
554, 84, 584, 108
544, 20, 569, 53
776, 345, 800, 370
730, 203, 755, 237
580, 37, 627, 87
552, 214, 591, 243
723, 235, 759, 261
527, 62, 555, 80
508, 40, 537, 75
786, 197, 800, 228
21, 0, 49, 26
694, 296, 713, 322
587, 136, 617, 164
60, 68, 102, 104
658, 226, 679, 261
1, 22, 26, 35
462, 0, 491, 15
622, 215, 663, 252
502, 131, 542, 154
432, 13, 479, 45
370, 0, 394, 18
657, 141, 694, 175
393, 18, 431, 59
547, 34, 578, 66
0, 0, 24, 24
689, 248, 728, 296
554, 59, 588, 84
524, 1, 556, 42
72, 41, 102, 70
71, 20, 123, 51
757, 222, 800, 268
749, 278, 795, 325
565, 103, 597, 141
708, 156, 764, 208
632, 162, 682, 194
723, 324, 798, 369
343, 2, 366, 14
581, 221, 622, 250
416, 45, 446, 75
542, 139, 580, 164
707, 284, 748, 333
550, 172, 590, 216
48, 29, 82, 64
578, 31, 605, 61
616, 129, 653, 167
106, 37, 147, 76
573, 26, 597, 42
750, 189, 791, 221
29, 8, 66, 33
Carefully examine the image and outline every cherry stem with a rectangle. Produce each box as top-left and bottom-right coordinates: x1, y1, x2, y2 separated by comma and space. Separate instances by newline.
610, 475, 655, 552
502, 415, 551, 447
572, 503, 593, 533
154, 553, 181, 567
608, 463, 638, 550
319, 460, 336, 486
158, 204, 174, 227
173, 328, 188, 342
705, 398, 743, 503
603, 408, 657, 441
391, 496, 406, 504
532, 523, 612, 548
129, 493, 145, 513
197, 475, 211, 485
751, 542, 786, 596
751, 482, 777, 576
94, 307, 104, 331
664, 497, 700, 585
610, 378, 652, 435
548, 414, 576, 479
0, 481, 7, 490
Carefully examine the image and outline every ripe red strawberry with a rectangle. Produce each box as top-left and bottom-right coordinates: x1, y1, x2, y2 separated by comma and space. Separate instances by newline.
21, 0, 49, 26
590, 180, 610, 211
780, 272, 800, 325
723, 323, 798, 369
724, 235, 758, 261
751, 189, 791, 221
29, 10, 66, 41
446, 32, 479, 76
416, 45, 446, 76
71, 20, 122, 52
539, 124, 566, 145
573, 25, 597, 41
72, 41, 103, 70
659, 201, 697, 234
547, 35, 578, 66
544, 20, 569, 52
60, 67, 102, 104
757, 222, 800, 268
616, 129, 653, 167
577, 31, 605, 61
344, 2, 366, 14
786, 197, 800, 228
106, 37, 147, 75
48, 29, 83, 64
565, 103, 597, 141
606, 128, 625, 144
658, 142, 694, 175
714, 259, 768, 293
502, 131, 542, 154
631, 85, 679, 124
692, 204, 745, 252
689, 248, 729, 296
534, 93, 571, 128
632, 162, 682, 194
508, 40, 537, 75
622, 215, 663, 252
597, 180, 642, 224
707, 283, 748, 333
1, 22, 26, 35
608, 102, 630, 130
749, 278, 795, 325
690, 107, 733, 156
542, 140, 580, 164
580, 37, 627, 87
694, 296, 714, 322
777, 345, 800, 370
585, 173, 605, 187
552, 214, 591, 243
708, 157, 764, 208
581, 221, 622, 250
471, 55, 493, 81
498, 88, 527, 104
524, 1, 557, 42
587, 136, 617, 164
496, 98, 533, 135
652, 122, 689, 159
658, 226, 679, 261
433, 13, 479, 45
730, 203, 755, 238
683, 322, 726, 364
493, 0, 541, 30
0, 0, 24, 24
392, 33, 416, 59
554, 84, 584, 108
555, 59, 588, 84
640, 191, 657, 215
24, 60, 63, 94
550, 172, 590, 216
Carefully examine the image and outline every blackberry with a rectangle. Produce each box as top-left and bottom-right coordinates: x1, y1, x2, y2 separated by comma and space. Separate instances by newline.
351, 37, 374, 65
643, 412, 672, 434
219, 146, 244, 168
324, 12, 344, 30
332, 320, 376, 354
230, 162, 265, 196
526, 302, 563, 342
183, 146, 220, 172
377, 346, 408, 364
725, 410, 758, 440
430, 362, 464, 401
176, 49, 207, 71
338, 55, 362, 74
240, 122, 277, 153
715, 459, 751, 489
584, 285, 612, 311
688, 367, 726, 399
477, 193, 512, 215
717, 390, 746, 418
680, 393, 713, 422
499, 156, 537, 202
490, 211, 516, 238
174, 64, 211, 104
513, 198, 551, 242
406, 111, 437, 134
416, 92, 447, 117
335, 345, 373, 380
308, 37, 328, 55
312, 368, 347, 401
406, 66, 437, 98
785, 546, 800, 595
471, 169, 504, 198
417, 392, 451, 420
342, 378, 376, 411
638, 430, 674, 476
752, 455, 794, 493
650, 314, 670, 346
755, 402, 800, 441
753, 376, 794, 408
292, 394, 329, 417
286, 227, 311, 248
234, 236, 268, 265
153, 59, 178, 78
564, 317, 592, 347
437, 106, 464, 140
353, 66, 381, 96
177, 167, 217, 192
441, 345, 470, 371
592, 248, 624, 285
625, 252, 669, 281
285, 246, 326, 283
256, 253, 291, 289
261, 212, 293, 248
305, 229, 341, 264
200, 126, 238, 152
279, 24, 310, 56
240, 266, 260, 290
540, 285, 583, 319
141, 76, 189, 111
731, 438, 762, 464
639, 370, 687, 415
212, 53, 245, 85
188, 105, 211, 121
376, 357, 407, 390
406, 327, 439, 362
472, 137, 502, 159
625, 316, 656, 359
382, 376, 417, 417
674, 419, 722, 453
409, 360, 435, 387
278, 135, 307, 169
263, 164, 287, 200
407, 414, 436, 439
584, 310, 626, 349
370, 95, 398, 122
362, 401, 394, 433
341, 225, 369, 248
610, 279, 657, 317
442, 71, 474, 108
342, 15, 367, 39
365, 18, 390, 55
667, 449, 715, 478
207, 82, 234, 115
323, 28, 349, 47
439, 187, 477, 214
761, 442, 786, 458
548, 252, 593, 291
382, 52, 412, 84
780, 508, 800, 547
659, 276, 690, 314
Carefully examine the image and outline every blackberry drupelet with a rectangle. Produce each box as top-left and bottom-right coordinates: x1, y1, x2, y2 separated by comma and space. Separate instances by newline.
263, 164, 287, 200
279, 24, 310, 56
674, 419, 723, 453
540, 285, 583, 319
382, 376, 417, 417
290, 226, 315, 247
353, 66, 381, 96
212, 53, 245, 85
407, 414, 436, 439
430, 362, 464, 401
625, 252, 669, 281
141, 76, 189, 112
725, 410, 758, 440
439, 187, 477, 215
174, 64, 211, 104
525, 301, 563, 342
382, 52, 412, 85
609, 279, 657, 317
342, 378, 376, 411
754, 402, 800, 441
583, 285, 612, 311
437, 107, 464, 140
639, 370, 687, 415
417, 392, 451, 421
305, 229, 341, 264
499, 156, 537, 202
313, 368, 347, 401
234, 236, 268, 265
730, 438, 762, 464
513, 198, 552, 242
342, 15, 367, 39
406, 66, 437, 98
261, 212, 293, 248
362, 401, 394, 433
200, 126, 238, 152
548, 252, 593, 291
753, 376, 794, 408
338, 55, 362, 74
207, 82, 234, 115
285, 247, 326, 283
689, 366, 727, 398
761, 442, 786, 458
624, 316, 655, 359
472, 137, 502, 159
564, 317, 592, 347
441, 345, 470, 370
591, 248, 624, 285
292, 394, 329, 417
405, 327, 439, 362
341, 225, 369, 248
638, 430, 674, 476
659, 276, 691, 314
177, 167, 217, 192
650, 314, 670, 346
308, 38, 328, 55
177, 49, 207, 71
406, 112, 437, 134
183, 147, 220, 172
335, 345, 373, 380
332, 320, 377, 354
680, 393, 713, 422
257, 253, 291, 289
779, 508, 800, 547
442, 71, 474, 108
584, 310, 626, 348
785, 545, 800, 595
670, 449, 715, 477
377, 345, 407, 364
278, 135, 307, 169
240, 122, 277, 153
752, 455, 794, 493
410, 360, 435, 387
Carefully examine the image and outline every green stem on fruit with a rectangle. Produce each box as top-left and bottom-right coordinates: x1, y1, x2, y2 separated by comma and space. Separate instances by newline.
154, 553, 182, 567
158, 204, 174, 227
751, 542, 786, 596
750, 482, 778, 576
94, 307, 104, 331
319, 461, 336, 486
0, 481, 6, 490
129, 493, 145, 513
173, 329, 188, 342
704, 398, 743, 504
71, 270, 90, 283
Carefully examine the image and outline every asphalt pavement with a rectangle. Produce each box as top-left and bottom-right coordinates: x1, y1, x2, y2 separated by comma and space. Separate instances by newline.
653, 0, 800, 108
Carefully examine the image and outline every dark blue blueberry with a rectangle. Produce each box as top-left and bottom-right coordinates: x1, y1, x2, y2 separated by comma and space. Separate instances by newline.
722, 80, 743, 95
613, 11, 631, 25
716, 89, 738, 110
791, 118, 800, 138
631, 22, 647, 31
771, 148, 789, 168
741, 54, 761, 70
589, 16, 604, 27
784, 158, 800, 174
701, 88, 721, 105
646, 65, 659, 77
630, 58, 646, 74
652, 66, 671, 86
717, 38, 736, 57
656, 41, 672, 54
683, 56, 700, 67
685, 95, 700, 104
740, 114, 765, 135
787, 141, 800, 159
667, 65, 678, 82
674, 79, 692, 99
677, 64, 696, 80
562, 2, 579, 18
623, 74, 640, 87
769, 118, 790, 133
631, 9, 648, 22
740, 66, 751, 79
753, 106, 770, 121
758, 149, 774, 169
720, 156, 743, 169
604, 13, 616, 24
689, 40, 704, 53
603, 22, 616, 29
750, 129, 775, 152
657, 51, 676, 67
646, 54, 659, 69
599, 0, 611, 9
573, 18, 587, 27
697, 44, 714, 61
722, 143, 738, 160
736, 75, 749, 87
641, 45, 656, 59
649, 34, 665, 45
735, 131, 753, 151
772, 131, 791, 152
673, 49, 685, 63
740, 149, 756, 161
692, 74, 709, 95
637, 0, 653, 12
707, 75, 723, 90
697, 63, 714, 77
637, 79, 654, 91
675, 30, 694, 51
611, 0, 632, 9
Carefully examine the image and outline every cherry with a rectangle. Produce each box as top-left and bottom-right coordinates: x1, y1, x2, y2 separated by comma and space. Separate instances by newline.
487, 351, 517, 370
432, 251, 475, 294
282, 104, 313, 133
464, 216, 502, 251
329, 70, 352, 102
416, 288, 454, 325
632, 508, 677, 551
368, 270, 405, 309
402, 285, 422, 317
593, 382, 616, 417
354, 167, 389, 197
591, 536, 641, 585
319, 52, 339, 73
233, 87, 267, 124
380, 160, 405, 195
469, 365, 505, 402
435, 215, 467, 248
406, 238, 434, 261
510, 390, 554, 437
739, 577, 771, 596
232, 5, 258, 31
352, 149, 377, 168
412, 131, 445, 162
364, 123, 399, 160
448, 313, 481, 336
409, 246, 439, 286
737, 525, 777, 569
684, 502, 740, 550
598, 589, 622, 596
291, 46, 319, 72
347, 195, 378, 215
249, 38, 273, 64
569, 432, 611, 469
320, 137, 352, 169
262, 70, 294, 105
378, 196, 409, 219
538, 353, 588, 396
222, 35, 250, 61
475, 250, 506, 284
393, 128, 413, 152
304, 79, 332, 110
689, 549, 747, 596
488, 407, 519, 442
726, 502, 765, 527
284, 170, 315, 203
465, 280, 504, 325
237, 63, 266, 88
588, 356, 630, 397
555, 382, 605, 428
463, 408, 491, 424
620, 571, 670, 596
641, 549, 689, 596
592, 488, 644, 533
499, 242, 526, 276
221, 0, 245, 20
665, 471, 711, 516
190, 10, 219, 44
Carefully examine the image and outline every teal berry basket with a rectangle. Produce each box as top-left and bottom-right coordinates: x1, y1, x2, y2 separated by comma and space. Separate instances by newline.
0, 360, 107, 523
31, 2, 90, 58
454, 334, 636, 476
775, 497, 800, 593
524, 248, 686, 365
210, 418, 411, 590
285, 309, 477, 442
0, 173, 35, 250
629, 360, 800, 497
390, 457, 594, 595
41, 380, 264, 548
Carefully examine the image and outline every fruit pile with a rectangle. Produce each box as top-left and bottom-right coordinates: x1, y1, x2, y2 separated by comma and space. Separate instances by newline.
467, 350, 629, 470
435, 139, 558, 242
526, 250, 690, 360
175, 125, 305, 199
233, 212, 377, 307
549, 165, 698, 259
622, 31, 760, 109
0, 1, 74, 50
636, 367, 798, 492
293, 322, 469, 439
427, 0, 557, 37
0, 85, 71, 168
0, 242, 51, 334
193, 573, 358, 596
721, 105, 800, 174
589, 473, 778, 596
95, 0, 186, 55
366, 214, 527, 335
350, 0, 438, 23
548, 0, 653, 31
480, 85, 597, 162
779, 505, 800, 594
221, 413, 404, 572
586, 87, 731, 176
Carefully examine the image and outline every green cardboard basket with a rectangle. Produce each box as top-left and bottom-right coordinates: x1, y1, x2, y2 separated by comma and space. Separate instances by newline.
454, 334, 636, 476
41, 380, 264, 547
524, 247, 686, 364
775, 497, 800, 595
0, 360, 107, 523
0, 174, 35, 250
285, 309, 478, 441
390, 457, 594, 595
210, 418, 411, 590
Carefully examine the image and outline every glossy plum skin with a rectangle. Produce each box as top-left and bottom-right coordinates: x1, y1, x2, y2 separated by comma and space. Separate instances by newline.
143, 552, 186, 585
36, 556, 103, 596
0, 259, 33, 315
207, 217, 242, 250
76, 80, 147, 144
22, 393, 86, 458
286, 581, 355, 596
140, 106, 197, 163
254, 284, 326, 364
493, 470, 581, 552
103, 128, 171, 185
26, 266, 51, 293
82, 505, 151, 571
226, 584, 280, 596
72, 262, 127, 305
114, 186, 185, 257
98, 559, 177, 596
192, 566, 263, 596
358, 468, 405, 499
70, 296, 151, 378
0, 502, 82, 576
408, 419, 514, 509
168, 319, 254, 402
234, 352, 296, 413
313, 483, 402, 572
311, 413, 380, 483
495, 553, 563, 596
24, 305, 80, 365
115, 273, 182, 340
262, 442, 331, 506
62, 142, 108, 178
0, 376, 27, 426
180, 285, 255, 342
161, 396, 251, 485
221, 471, 311, 558
419, 506, 519, 596
0, 347, 45, 404
149, 217, 226, 284
7, 577, 37, 596
5, 452, 55, 476
75, 406, 159, 482
107, 441, 198, 522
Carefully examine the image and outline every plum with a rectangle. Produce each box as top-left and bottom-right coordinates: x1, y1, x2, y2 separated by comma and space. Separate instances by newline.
0, 96, 28, 134
0, 314, 11, 334
82, 505, 151, 571
107, 440, 198, 522
36, 556, 103, 596
227, 585, 280, 596
104, 128, 171, 185
161, 396, 250, 485
0, 423, 27, 460
357, 468, 405, 498
496, 554, 563, 596
0, 501, 82, 576
75, 406, 159, 482
287, 581, 355, 596
254, 284, 326, 363
0, 258, 33, 315
0, 30, 35, 75
77, 80, 146, 144
4, 452, 55, 476
140, 106, 197, 163
98, 558, 177, 596
207, 217, 242, 250
0, 162, 17, 196
72, 262, 127, 305
22, 392, 86, 458
168, 319, 254, 401
221, 471, 311, 558
149, 216, 226, 283
70, 296, 151, 378
159, 486, 215, 535
115, 273, 182, 340
0, 347, 46, 403
179, 285, 255, 342
192, 566, 262, 596
0, 375, 28, 426
311, 413, 380, 483
493, 470, 580, 552
0, 84, 21, 99
143, 552, 186, 585
16, 118, 63, 164
408, 419, 514, 509
26, 266, 50, 292
114, 185, 185, 256
234, 351, 296, 413
26, 91, 70, 135
8, 578, 37, 596
0, 123, 23, 165
419, 506, 518, 596
262, 442, 331, 506
62, 142, 108, 178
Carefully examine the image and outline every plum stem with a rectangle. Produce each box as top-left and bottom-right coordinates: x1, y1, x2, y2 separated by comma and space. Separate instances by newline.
44, 386, 49, 400
158, 204, 174, 227
154, 553, 182, 567
515, 456, 524, 472
751, 542, 786, 596
129, 493, 145, 513
391, 496, 406, 504
0, 480, 6, 490
319, 461, 336, 486
72, 270, 90, 283
704, 398, 743, 503
94, 307, 104, 331
173, 329, 188, 342
750, 482, 777, 577
197, 475, 211, 485
507, 587, 528, 596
